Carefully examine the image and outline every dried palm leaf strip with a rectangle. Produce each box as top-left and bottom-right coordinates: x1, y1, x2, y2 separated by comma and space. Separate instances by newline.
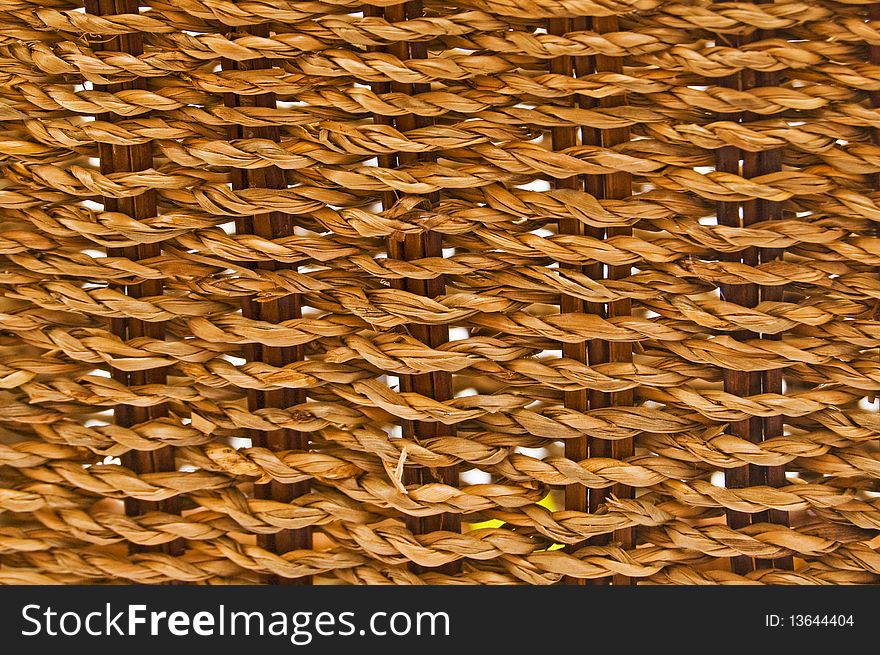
83, 0, 181, 557
551, 14, 634, 585
220, 23, 311, 584
364, 0, 460, 575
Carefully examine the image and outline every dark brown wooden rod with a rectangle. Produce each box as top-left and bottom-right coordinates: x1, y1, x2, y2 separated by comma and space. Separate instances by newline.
550, 15, 634, 585
715, 11, 792, 573
366, 0, 460, 575
221, 24, 311, 584
741, 19, 792, 571
714, 31, 755, 573
83, 0, 180, 557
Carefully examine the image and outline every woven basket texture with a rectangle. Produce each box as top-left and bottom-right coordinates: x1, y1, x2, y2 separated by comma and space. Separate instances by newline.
0, 0, 878, 585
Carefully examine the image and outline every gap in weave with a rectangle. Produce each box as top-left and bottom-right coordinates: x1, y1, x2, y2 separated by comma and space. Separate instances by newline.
520, 179, 550, 192
859, 398, 879, 411
460, 469, 491, 485
223, 355, 246, 367
300, 304, 321, 319
228, 437, 251, 450
387, 423, 402, 440
85, 409, 113, 428
516, 446, 547, 459
386, 375, 400, 394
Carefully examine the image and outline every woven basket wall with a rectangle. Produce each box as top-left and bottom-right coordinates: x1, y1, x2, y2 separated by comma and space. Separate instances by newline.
0, 0, 878, 585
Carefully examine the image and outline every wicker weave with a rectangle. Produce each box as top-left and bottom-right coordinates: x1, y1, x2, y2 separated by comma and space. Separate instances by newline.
0, 0, 877, 585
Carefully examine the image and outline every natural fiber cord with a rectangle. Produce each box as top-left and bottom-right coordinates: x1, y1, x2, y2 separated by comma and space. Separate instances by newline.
0, 0, 877, 585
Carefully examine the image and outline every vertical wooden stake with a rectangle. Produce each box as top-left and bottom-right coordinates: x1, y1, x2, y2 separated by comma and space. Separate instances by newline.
552, 15, 634, 585
84, 0, 180, 556
716, 10, 793, 573
366, 1, 460, 574
221, 25, 311, 584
